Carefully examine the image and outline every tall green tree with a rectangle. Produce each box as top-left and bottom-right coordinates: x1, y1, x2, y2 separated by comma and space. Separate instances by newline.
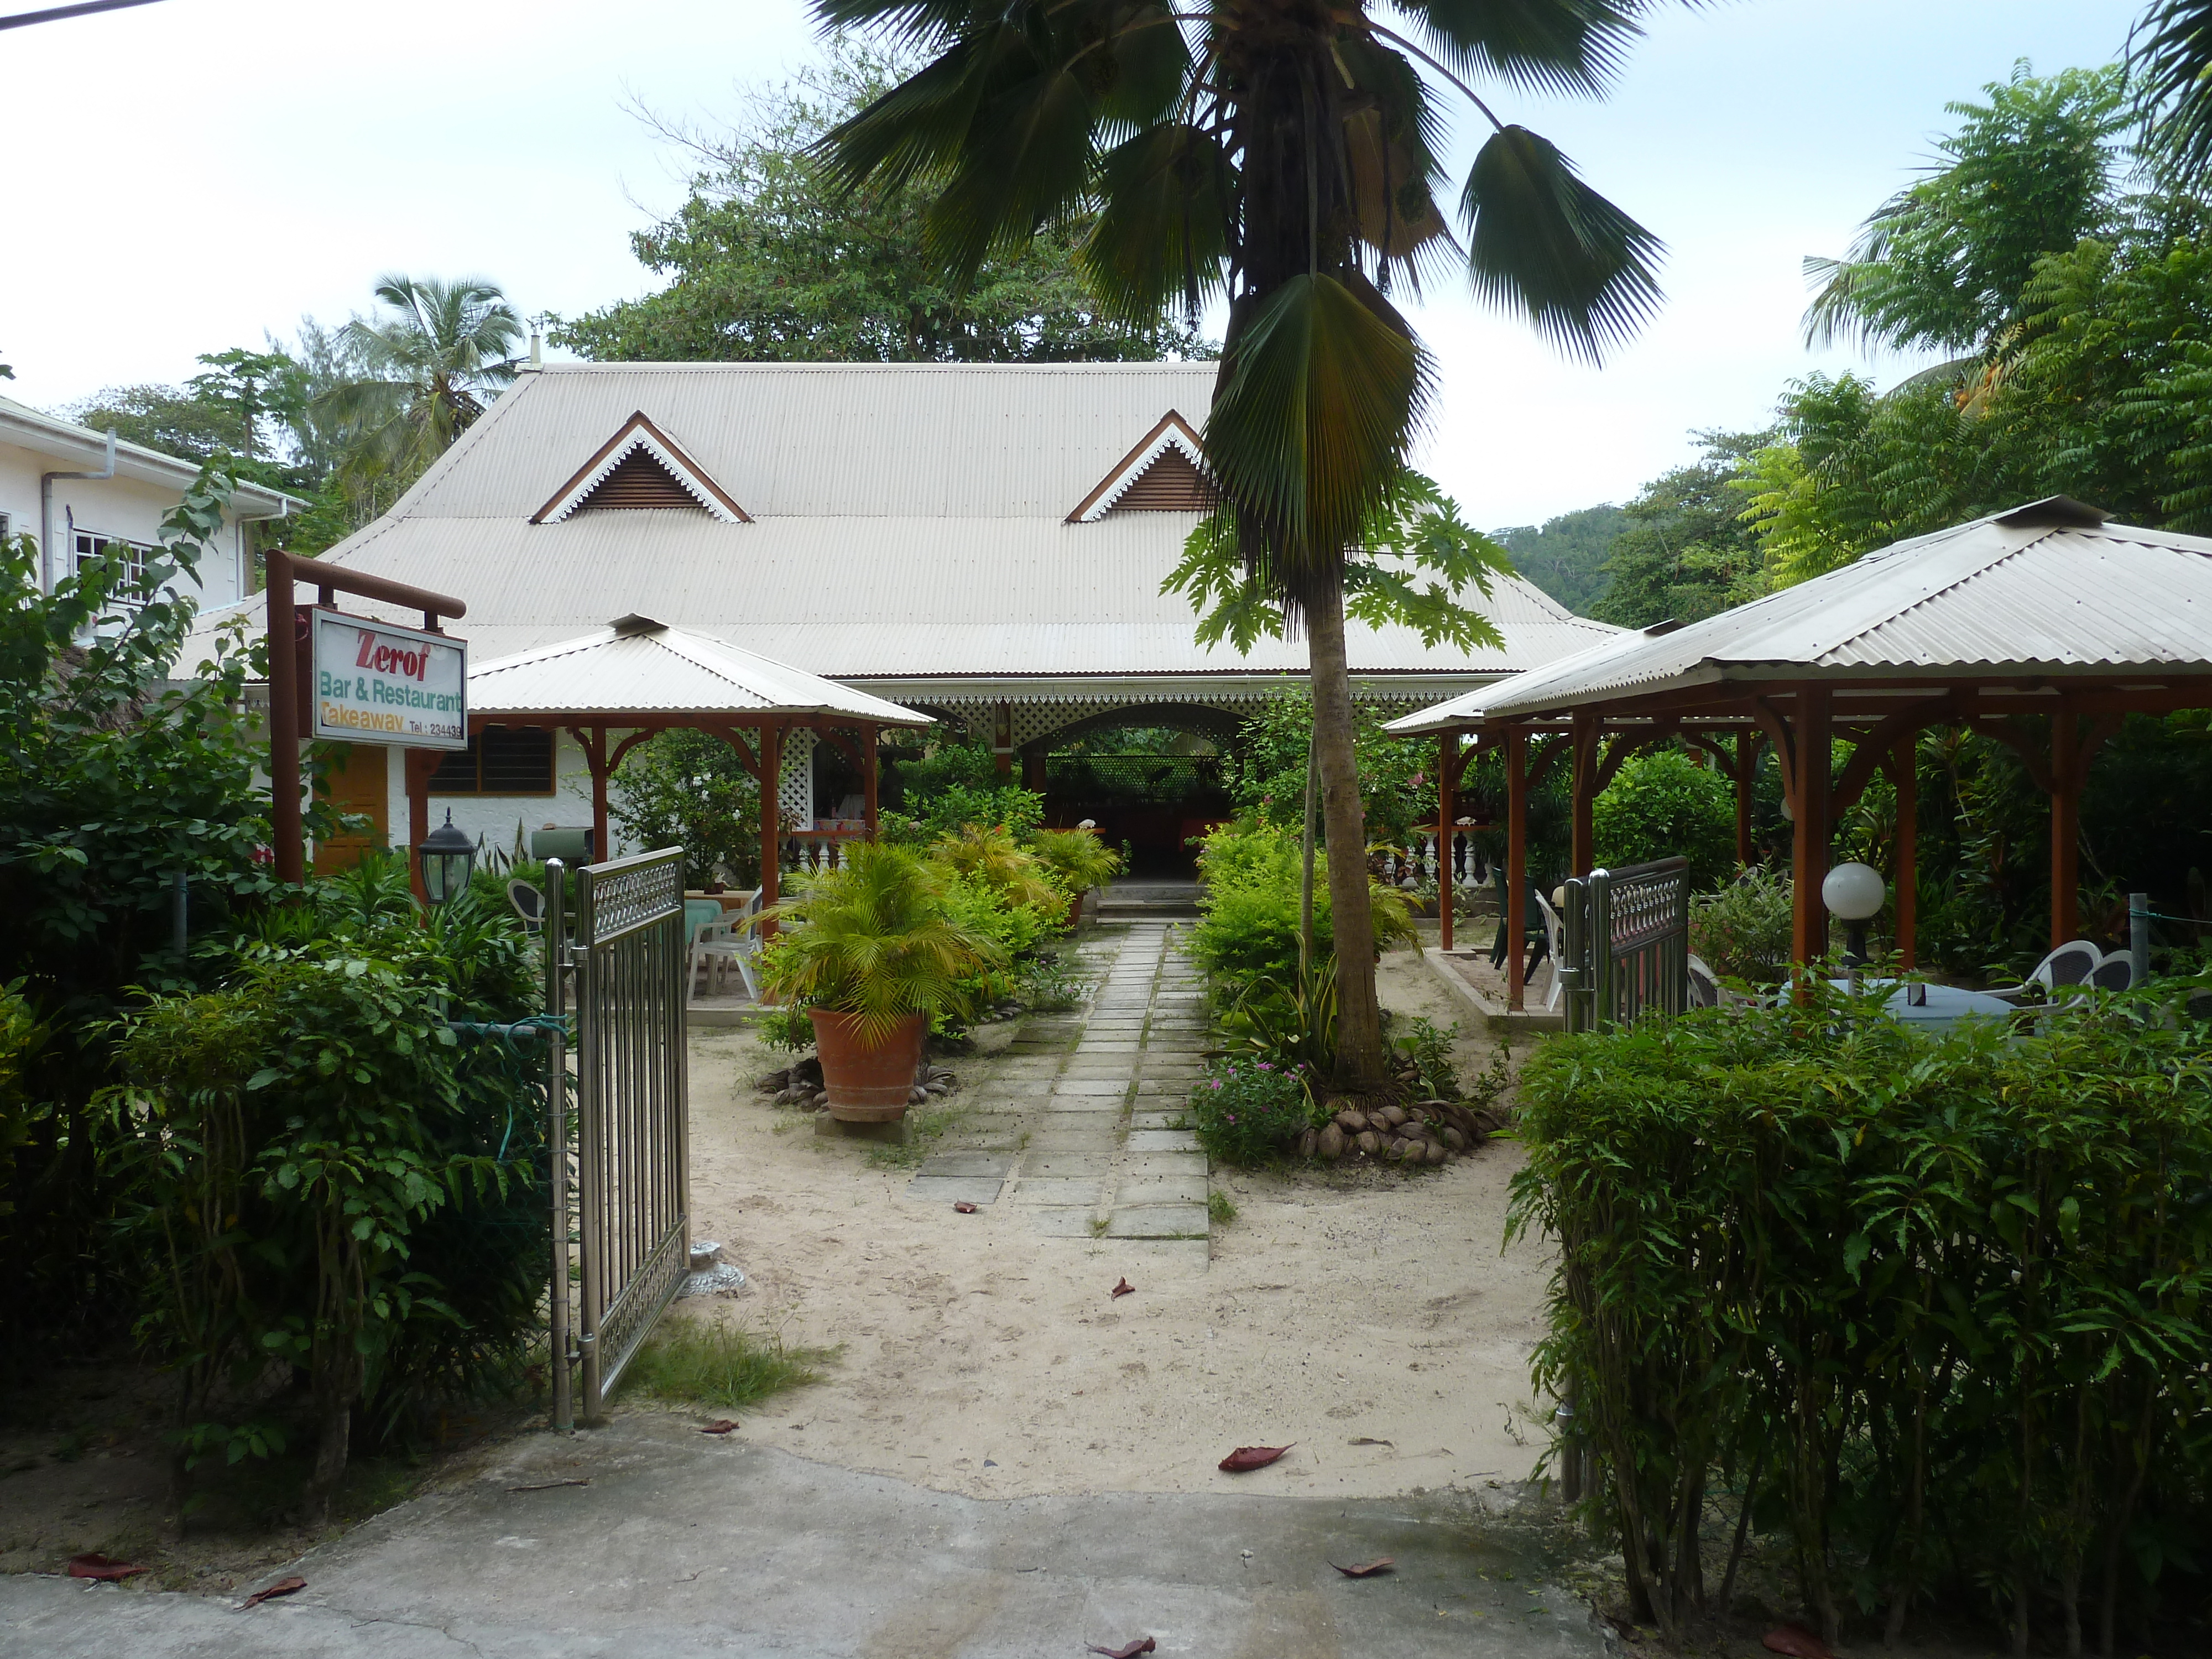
1491, 503, 1630, 615
2130, 0, 2212, 186
316, 275, 523, 502
1803, 62, 2128, 364
1592, 431, 1765, 627
813, 0, 1669, 1091
556, 42, 1209, 363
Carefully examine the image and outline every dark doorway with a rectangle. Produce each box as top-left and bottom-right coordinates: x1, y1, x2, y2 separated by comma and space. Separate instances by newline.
1036, 716, 1238, 876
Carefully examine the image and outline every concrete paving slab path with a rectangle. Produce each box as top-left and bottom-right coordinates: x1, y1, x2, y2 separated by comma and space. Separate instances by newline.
0, 1418, 1603, 1659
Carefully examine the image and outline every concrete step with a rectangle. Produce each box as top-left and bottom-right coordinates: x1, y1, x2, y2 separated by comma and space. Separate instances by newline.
1096, 880, 1202, 920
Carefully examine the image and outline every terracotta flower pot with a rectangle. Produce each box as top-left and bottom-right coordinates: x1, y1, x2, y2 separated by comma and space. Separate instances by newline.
807, 1008, 926, 1121
1064, 891, 1086, 932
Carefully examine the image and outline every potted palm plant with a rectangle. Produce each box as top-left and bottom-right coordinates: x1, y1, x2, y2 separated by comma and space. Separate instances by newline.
753, 842, 1005, 1121
1030, 827, 1123, 930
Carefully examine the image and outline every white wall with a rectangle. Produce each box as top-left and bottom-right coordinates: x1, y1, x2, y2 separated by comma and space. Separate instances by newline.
384, 728, 608, 863
0, 436, 255, 609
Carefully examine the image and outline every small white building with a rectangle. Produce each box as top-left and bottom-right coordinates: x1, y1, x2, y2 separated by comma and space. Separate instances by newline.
1, 393, 299, 608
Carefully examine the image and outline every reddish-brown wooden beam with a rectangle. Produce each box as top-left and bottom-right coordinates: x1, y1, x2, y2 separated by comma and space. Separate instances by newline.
1594, 719, 1681, 795
1791, 685, 1833, 982
709, 724, 761, 780
862, 723, 880, 842
404, 748, 442, 904
1830, 696, 1960, 817
1731, 731, 1761, 868
758, 719, 783, 937
1525, 732, 1569, 791
1437, 732, 1455, 954
1747, 697, 1797, 811
1888, 738, 1917, 971
1506, 726, 1528, 1012
1570, 711, 1599, 878
1969, 716, 2057, 793
2051, 709, 2080, 947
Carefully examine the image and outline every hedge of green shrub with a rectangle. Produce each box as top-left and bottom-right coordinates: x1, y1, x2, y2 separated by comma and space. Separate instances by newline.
1592, 748, 1737, 888
1511, 983, 2212, 1651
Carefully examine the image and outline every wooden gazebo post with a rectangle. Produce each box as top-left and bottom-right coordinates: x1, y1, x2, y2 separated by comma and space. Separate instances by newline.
2049, 708, 2080, 946
1569, 708, 1599, 878
862, 722, 879, 840
1790, 686, 1833, 972
1437, 731, 1455, 953
1505, 724, 1529, 1012
1891, 737, 1917, 969
758, 719, 782, 936
1735, 730, 1758, 869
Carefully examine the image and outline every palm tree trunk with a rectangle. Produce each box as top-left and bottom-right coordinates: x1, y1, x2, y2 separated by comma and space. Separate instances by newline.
1307, 580, 1388, 1091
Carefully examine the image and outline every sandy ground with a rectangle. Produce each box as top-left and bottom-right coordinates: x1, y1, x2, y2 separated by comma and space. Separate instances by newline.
674, 942, 1559, 1504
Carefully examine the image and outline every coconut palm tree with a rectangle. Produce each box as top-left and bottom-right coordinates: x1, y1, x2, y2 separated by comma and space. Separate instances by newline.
2132, 1, 2212, 186
317, 274, 524, 501
811, 0, 1671, 1091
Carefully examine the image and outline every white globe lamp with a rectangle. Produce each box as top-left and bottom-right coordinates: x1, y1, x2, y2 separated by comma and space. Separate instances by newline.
1822, 861, 1886, 966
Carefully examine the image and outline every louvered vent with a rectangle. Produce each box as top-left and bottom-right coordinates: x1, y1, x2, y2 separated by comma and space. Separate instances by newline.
576, 450, 703, 512
1108, 447, 1215, 512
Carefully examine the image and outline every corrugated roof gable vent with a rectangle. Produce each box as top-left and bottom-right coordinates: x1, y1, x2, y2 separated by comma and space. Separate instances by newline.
578, 448, 704, 511
1109, 446, 1216, 512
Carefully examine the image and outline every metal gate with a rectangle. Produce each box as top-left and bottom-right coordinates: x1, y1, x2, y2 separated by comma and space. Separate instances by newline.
1561, 856, 1692, 1034
544, 848, 690, 1424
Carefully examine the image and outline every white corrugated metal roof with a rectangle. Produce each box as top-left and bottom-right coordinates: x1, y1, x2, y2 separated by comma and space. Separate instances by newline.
469, 617, 932, 724
0, 393, 302, 512
1470, 498, 2212, 720
251, 362, 1615, 684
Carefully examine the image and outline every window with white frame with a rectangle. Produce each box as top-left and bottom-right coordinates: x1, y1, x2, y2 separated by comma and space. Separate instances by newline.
72, 529, 152, 593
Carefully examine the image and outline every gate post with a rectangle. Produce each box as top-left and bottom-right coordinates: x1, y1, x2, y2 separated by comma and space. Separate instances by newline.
544, 858, 573, 1434
575, 860, 604, 1421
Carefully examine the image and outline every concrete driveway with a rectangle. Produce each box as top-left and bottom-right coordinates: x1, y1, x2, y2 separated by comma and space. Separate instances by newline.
1, 1415, 1605, 1658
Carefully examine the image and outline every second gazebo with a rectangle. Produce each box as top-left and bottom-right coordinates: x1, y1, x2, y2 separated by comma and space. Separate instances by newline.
1390, 497, 2212, 1007
451, 614, 932, 918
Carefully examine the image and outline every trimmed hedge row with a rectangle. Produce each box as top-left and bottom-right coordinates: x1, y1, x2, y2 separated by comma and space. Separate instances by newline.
1511, 983, 2212, 1653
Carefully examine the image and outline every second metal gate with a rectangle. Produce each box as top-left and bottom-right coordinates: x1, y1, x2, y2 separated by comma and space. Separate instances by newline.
546, 847, 690, 1422
1561, 856, 1692, 1034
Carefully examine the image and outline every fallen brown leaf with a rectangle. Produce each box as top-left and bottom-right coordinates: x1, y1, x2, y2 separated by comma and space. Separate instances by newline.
698, 1421, 739, 1435
1762, 1623, 1833, 1659
1218, 1444, 1292, 1472
953, 1201, 978, 1214
1085, 1640, 1156, 1657
241, 1576, 306, 1608
65, 1554, 147, 1582
1331, 1558, 1395, 1578
508, 1477, 591, 1490
1110, 1277, 1135, 1299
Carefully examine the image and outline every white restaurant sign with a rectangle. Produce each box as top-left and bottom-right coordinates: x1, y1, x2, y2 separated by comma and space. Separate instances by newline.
310, 609, 469, 750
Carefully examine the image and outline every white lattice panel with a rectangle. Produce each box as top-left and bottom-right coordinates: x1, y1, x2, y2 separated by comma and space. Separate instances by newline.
779, 728, 815, 824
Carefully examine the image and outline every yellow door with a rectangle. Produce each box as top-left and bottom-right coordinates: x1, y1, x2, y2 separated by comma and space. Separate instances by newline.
312, 743, 390, 874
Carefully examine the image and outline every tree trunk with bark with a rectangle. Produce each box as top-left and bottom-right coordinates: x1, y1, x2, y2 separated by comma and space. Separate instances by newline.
1306, 580, 1390, 1092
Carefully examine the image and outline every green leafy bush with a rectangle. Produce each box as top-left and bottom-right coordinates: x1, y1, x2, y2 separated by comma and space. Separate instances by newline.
1688, 863, 1794, 987
1510, 984, 2212, 1649
755, 842, 1006, 1042
1591, 748, 1736, 888
1188, 820, 1415, 988
610, 729, 760, 886
109, 883, 546, 1515
1389, 1014, 1460, 1098
1188, 1056, 1314, 1167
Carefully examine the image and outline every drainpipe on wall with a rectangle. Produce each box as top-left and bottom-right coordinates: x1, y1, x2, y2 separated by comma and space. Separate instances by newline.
232, 493, 293, 596
39, 425, 116, 592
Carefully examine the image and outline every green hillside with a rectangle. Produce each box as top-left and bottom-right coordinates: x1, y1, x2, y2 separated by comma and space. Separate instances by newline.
1492, 504, 1629, 617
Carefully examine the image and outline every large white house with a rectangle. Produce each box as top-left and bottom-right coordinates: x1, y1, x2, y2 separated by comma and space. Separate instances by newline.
180, 361, 1617, 869
2, 393, 298, 608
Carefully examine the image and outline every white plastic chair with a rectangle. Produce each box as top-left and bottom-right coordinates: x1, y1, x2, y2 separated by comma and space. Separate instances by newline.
1989, 939, 2105, 1003
1532, 889, 1568, 1012
687, 891, 763, 1003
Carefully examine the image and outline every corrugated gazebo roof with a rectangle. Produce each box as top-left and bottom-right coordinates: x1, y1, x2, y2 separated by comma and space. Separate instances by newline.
1460, 497, 2212, 721
468, 615, 931, 726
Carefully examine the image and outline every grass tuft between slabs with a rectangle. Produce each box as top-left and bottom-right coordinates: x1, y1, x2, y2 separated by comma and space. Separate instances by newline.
620, 1317, 840, 1412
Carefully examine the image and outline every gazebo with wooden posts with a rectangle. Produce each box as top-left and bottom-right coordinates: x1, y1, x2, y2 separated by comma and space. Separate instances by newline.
1387, 498, 2212, 1009
451, 615, 932, 922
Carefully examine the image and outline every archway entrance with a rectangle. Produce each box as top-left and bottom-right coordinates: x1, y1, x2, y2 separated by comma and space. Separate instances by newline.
1026, 706, 1241, 876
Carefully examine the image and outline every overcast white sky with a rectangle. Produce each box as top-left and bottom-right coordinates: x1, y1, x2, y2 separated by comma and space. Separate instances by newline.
3, 0, 2140, 526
